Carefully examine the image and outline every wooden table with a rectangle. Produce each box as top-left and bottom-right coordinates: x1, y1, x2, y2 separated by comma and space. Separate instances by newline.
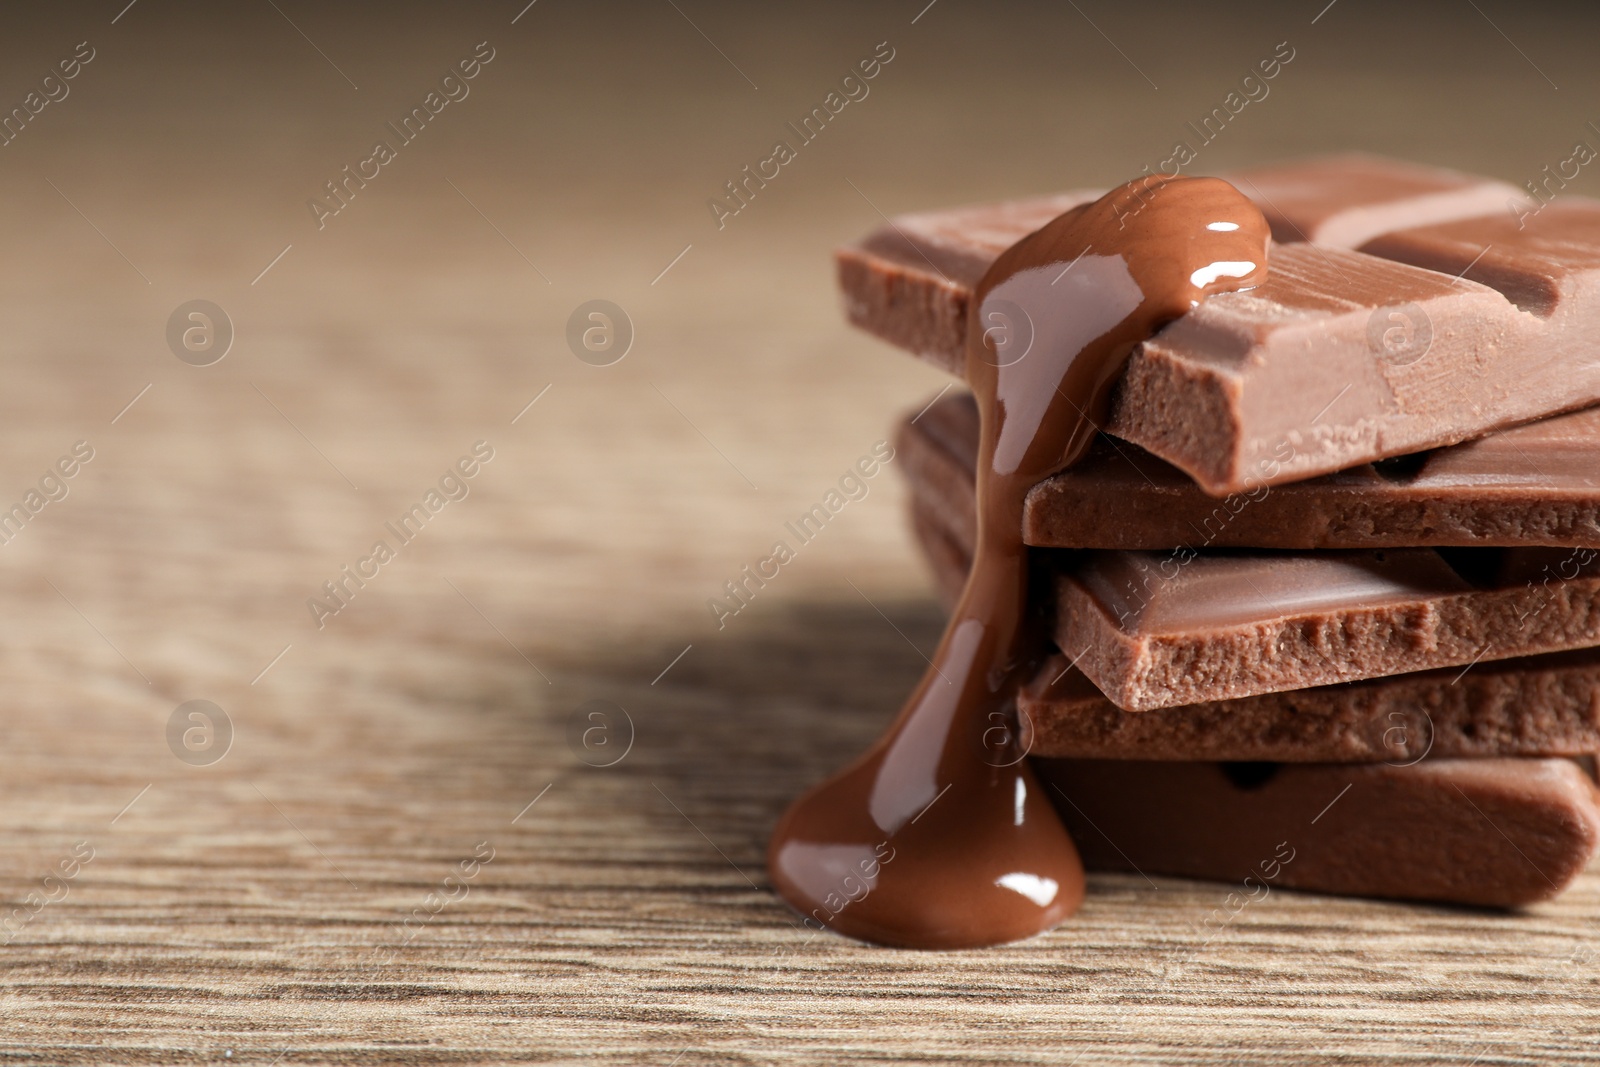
3, 3, 1600, 1062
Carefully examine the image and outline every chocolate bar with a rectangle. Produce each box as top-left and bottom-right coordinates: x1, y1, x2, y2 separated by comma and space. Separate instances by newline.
1022, 648, 1600, 763
900, 391, 1600, 550
1055, 547, 1600, 711
840, 154, 1600, 494
910, 498, 1600, 763
1039, 756, 1600, 908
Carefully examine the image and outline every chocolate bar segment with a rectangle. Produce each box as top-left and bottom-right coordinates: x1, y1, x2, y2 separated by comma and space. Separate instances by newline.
1055, 547, 1600, 710
841, 156, 1600, 494
899, 391, 1600, 549
909, 497, 1600, 763
1037, 756, 1600, 908
839, 190, 1099, 375
1231, 154, 1522, 248
1020, 648, 1600, 763
1360, 199, 1600, 316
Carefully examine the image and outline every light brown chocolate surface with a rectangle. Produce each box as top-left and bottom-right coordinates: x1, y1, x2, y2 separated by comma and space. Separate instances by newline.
1361, 199, 1600, 316
841, 155, 1600, 494
1234, 154, 1521, 248
1038, 756, 1600, 908
899, 391, 1600, 550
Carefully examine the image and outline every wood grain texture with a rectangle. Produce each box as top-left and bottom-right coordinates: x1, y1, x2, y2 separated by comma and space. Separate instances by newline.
3, 3, 1600, 1064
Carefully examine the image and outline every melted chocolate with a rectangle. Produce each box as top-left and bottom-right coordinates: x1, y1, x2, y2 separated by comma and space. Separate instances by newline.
768, 176, 1272, 948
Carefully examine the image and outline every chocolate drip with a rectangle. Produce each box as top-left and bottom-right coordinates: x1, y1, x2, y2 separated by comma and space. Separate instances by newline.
768, 176, 1271, 948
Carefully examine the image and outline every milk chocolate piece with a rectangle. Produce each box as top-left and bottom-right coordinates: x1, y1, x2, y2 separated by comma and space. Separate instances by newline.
840, 155, 1600, 494
840, 189, 1100, 365
840, 189, 1098, 376
1037, 756, 1600, 908
900, 391, 1600, 550
1021, 648, 1600, 763
909, 499, 1600, 763
1056, 547, 1600, 711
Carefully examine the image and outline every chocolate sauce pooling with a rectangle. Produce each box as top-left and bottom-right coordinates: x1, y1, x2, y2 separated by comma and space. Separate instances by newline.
768, 176, 1272, 948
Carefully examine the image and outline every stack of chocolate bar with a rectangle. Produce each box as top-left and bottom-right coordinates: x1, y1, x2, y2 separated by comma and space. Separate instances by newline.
839, 155, 1600, 907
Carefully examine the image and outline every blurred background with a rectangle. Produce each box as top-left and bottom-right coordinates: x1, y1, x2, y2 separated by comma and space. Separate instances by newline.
3, 1, 1599, 1062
